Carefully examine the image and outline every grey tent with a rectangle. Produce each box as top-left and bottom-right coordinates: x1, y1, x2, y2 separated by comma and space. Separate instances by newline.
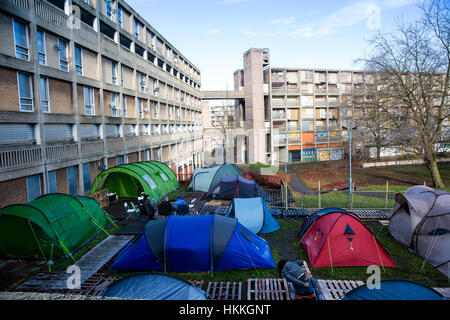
389, 186, 450, 278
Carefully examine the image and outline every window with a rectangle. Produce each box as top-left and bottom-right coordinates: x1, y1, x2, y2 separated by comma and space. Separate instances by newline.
17, 73, 33, 111
139, 73, 146, 92
120, 65, 124, 87
13, 19, 29, 61
137, 98, 143, 118
111, 61, 117, 85
27, 174, 42, 202
74, 45, 83, 75
117, 6, 122, 27
57, 38, 68, 72
37, 29, 46, 65
122, 95, 127, 117
40, 77, 50, 113
134, 18, 140, 39
84, 87, 95, 115
106, 0, 113, 21
153, 102, 160, 119
111, 92, 119, 117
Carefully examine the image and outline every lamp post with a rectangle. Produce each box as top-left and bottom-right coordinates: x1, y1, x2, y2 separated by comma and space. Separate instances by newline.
342, 126, 358, 193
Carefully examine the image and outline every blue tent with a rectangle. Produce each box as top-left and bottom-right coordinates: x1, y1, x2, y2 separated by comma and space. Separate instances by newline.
225, 197, 280, 235
111, 214, 275, 272
103, 274, 208, 300
187, 164, 242, 192
207, 176, 273, 202
343, 280, 444, 300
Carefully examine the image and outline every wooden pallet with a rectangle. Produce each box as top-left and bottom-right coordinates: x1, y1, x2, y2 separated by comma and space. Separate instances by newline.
189, 280, 242, 300
317, 279, 364, 300
247, 278, 292, 300
349, 210, 391, 220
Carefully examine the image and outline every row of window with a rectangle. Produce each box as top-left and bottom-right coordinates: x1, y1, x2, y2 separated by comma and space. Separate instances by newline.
104, 0, 199, 80
17, 71, 202, 121
13, 18, 201, 110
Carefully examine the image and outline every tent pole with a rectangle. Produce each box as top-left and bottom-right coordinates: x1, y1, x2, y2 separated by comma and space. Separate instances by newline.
327, 236, 333, 275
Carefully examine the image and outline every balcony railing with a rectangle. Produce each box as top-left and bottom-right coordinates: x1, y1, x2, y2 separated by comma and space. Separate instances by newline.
0, 145, 42, 170
35, 0, 68, 30
12, 0, 29, 9
46, 143, 78, 162
81, 140, 105, 156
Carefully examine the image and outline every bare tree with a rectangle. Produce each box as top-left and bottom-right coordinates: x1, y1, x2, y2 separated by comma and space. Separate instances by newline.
351, 75, 395, 160
358, 0, 449, 187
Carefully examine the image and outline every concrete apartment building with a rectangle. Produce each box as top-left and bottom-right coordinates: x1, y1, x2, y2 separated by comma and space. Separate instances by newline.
231, 48, 405, 165
0, 0, 203, 207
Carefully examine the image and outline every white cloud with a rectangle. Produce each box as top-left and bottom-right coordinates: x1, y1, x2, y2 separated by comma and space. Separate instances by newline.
271, 16, 296, 26
207, 29, 220, 35
283, 0, 415, 38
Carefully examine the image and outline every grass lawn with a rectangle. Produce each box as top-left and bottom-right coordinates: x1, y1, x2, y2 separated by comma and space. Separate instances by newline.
107, 218, 447, 289
295, 163, 450, 192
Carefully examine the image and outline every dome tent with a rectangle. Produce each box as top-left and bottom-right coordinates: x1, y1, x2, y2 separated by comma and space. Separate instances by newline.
298, 208, 397, 268
111, 214, 275, 272
0, 193, 113, 259
91, 161, 179, 204
103, 274, 209, 300
343, 280, 443, 300
389, 186, 450, 278
187, 163, 242, 193
225, 197, 280, 234
207, 176, 272, 202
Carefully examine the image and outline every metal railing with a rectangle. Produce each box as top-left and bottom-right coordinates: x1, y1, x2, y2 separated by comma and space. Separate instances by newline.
0, 145, 42, 169
262, 187, 399, 210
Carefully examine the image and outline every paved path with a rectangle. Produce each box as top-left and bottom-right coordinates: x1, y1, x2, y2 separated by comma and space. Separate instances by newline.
17, 235, 133, 291
287, 174, 314, 195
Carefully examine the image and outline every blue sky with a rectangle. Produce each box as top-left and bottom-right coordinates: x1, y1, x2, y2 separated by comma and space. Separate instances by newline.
126, 0, 422, 90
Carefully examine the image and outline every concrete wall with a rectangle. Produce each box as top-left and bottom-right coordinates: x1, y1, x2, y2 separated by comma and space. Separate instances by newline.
243, 49, 266, 163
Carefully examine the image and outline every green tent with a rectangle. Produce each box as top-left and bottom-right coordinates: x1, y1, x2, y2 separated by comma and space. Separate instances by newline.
0, 193, 113, 260
91, 161, 179, 204
187, 163, 243, 192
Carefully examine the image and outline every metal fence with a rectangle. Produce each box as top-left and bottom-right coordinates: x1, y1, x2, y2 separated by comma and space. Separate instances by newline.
262, 187, 402, 211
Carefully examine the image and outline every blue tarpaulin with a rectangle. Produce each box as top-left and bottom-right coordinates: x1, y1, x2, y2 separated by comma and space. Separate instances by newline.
103, 274, 208, 300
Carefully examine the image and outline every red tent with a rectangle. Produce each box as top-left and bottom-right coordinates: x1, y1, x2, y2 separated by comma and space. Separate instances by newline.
299, 209, 397, 268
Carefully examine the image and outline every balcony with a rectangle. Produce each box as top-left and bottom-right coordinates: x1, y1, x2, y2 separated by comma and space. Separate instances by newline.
315, 88, 327, 95
35, 0, 68, 30
271, 88, 285, 96
106, 137, 124, 152
45, 143, 79, 162
0, 145, 42, 171
81, 140, 105, 156
328, 88, 341, 95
